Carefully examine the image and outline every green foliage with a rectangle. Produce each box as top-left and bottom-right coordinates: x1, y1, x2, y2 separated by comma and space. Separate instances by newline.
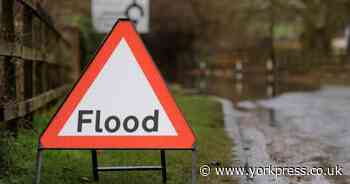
0, 130, 14, 178
73, 15, 105, 70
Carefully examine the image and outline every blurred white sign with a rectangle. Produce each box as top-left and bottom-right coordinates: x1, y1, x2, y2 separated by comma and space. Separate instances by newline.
92, 0, 149, 33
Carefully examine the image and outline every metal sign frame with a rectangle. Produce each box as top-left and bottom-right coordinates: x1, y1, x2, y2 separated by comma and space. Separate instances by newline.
34, 147, 197, 184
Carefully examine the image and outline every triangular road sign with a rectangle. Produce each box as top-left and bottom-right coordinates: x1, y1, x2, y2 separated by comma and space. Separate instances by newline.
40, 20, 195, 149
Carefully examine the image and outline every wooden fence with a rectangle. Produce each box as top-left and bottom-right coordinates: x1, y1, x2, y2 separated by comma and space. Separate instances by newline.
185, 49, 349, 102
0, 0, 75, 128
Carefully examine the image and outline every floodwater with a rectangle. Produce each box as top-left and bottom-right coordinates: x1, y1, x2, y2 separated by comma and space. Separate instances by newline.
186, 74, 317, 102
188, 75, 350, 183
247, 86, 350, 184
237, 86, 350, 184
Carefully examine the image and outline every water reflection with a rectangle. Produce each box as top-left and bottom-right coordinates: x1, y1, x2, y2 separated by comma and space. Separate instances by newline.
184, 73, 318, 104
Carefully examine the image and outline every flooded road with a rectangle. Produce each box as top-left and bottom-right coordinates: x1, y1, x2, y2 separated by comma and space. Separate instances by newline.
188, 74, 318, 102
234, 86, 350, 184
186, 73, 350, 183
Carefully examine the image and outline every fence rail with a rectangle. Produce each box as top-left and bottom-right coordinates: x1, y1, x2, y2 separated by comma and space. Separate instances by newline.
0, 0, 75, 127
186, 50, 348, 101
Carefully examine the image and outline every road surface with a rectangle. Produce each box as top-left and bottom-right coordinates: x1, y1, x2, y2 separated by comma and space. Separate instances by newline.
224, 85, 350, 184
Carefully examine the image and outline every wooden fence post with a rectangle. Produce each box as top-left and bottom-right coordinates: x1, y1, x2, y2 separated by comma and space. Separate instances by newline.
0, 0, 14, 42
15, 60, 25, 103
33, 62, 38, 96
266, 59, 276, 97
20, 5, 34, 127
198, 61, 207, 93
235, 59, 243, 96
0, 0, 7, 113
41, 62, 48, 92
32, 20, 42, 96
0, 56, 5, 124
1, 0, 17, 132
0, 0, 73, 130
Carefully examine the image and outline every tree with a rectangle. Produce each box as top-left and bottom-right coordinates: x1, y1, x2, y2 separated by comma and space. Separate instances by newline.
271, 0, 350, 54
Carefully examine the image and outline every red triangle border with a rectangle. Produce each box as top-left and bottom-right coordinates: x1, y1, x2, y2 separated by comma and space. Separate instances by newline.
40, 20, 196, 149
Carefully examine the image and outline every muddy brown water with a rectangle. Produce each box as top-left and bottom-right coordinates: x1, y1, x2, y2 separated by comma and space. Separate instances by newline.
184, 75, 317, 103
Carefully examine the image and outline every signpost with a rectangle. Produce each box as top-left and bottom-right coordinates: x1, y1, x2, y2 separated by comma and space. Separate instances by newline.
34, 20, 196, 184
92, 0, 149, 33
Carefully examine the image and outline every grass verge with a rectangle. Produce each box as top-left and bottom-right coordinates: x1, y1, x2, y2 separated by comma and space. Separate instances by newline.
0, 88, 235, 184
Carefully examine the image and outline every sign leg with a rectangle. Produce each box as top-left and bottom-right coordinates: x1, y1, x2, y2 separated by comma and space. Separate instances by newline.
191, 149, 197, 184
160, 150, 167, 183
34, 149, 43, 184
91, 150, 99, 181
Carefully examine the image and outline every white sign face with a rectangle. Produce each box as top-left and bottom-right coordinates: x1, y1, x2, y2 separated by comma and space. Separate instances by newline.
59, 39, 177, 136
40, 21, 195, 149
92, 0, 149, 33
